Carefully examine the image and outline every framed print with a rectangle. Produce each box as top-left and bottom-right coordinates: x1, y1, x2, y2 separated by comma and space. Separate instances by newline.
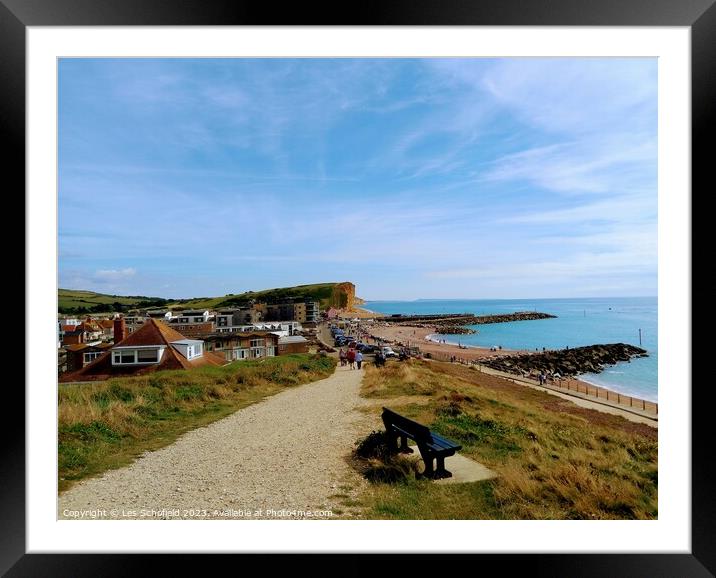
6, 0, 710, 575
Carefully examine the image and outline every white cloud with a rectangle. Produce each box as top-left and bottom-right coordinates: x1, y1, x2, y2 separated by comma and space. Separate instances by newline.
94, 268, 137, 282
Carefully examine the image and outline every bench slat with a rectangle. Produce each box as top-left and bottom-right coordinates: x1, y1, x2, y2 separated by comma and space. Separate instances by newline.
429, 433, 461, 451
382, 407, 461, 454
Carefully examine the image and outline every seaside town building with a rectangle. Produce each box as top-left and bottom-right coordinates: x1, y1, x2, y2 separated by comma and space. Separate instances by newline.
64, 342, 114, 372
59, 317, 226, 382
58, 297, 320, 376
203, 332, 280, 362
277, 335, 310, 354
264, 300, 319, 324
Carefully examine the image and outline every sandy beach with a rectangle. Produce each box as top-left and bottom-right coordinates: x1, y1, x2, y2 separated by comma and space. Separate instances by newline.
366, 321, 658, 418
368, 323, 515, 361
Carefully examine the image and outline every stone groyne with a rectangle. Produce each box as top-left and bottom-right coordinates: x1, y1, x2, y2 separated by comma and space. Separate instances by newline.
479, 343, 648, 377
382, 311, 556, 328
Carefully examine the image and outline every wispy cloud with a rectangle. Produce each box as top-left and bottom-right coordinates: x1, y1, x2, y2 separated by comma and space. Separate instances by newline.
59, 58, 657, 299
94, 268, 136, 282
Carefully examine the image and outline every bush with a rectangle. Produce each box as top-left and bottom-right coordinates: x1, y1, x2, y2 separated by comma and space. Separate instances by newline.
355, 430, 392, 460
363, 457, 418, 484
353, 430, 420, 484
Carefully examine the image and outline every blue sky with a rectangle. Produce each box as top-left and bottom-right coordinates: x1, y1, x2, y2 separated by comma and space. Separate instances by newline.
59, 58, 657, 300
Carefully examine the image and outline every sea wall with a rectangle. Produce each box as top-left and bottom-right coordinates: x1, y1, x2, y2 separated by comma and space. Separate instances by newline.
479, 343, 648, 377
382, 311, 556, 328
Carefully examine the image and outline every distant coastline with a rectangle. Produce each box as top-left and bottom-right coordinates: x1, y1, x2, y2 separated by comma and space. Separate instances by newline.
364, 297, 657, 402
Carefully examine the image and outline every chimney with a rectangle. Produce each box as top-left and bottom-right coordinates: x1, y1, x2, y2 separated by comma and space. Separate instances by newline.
114, 314, 126, 343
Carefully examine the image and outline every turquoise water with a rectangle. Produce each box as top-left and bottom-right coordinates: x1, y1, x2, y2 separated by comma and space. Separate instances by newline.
363, 297, 657, 402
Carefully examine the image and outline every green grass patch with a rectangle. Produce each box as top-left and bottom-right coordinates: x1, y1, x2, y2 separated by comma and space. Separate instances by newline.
367, 477, 502, 520
357, 360, 658, 520
58, 354, 336, 492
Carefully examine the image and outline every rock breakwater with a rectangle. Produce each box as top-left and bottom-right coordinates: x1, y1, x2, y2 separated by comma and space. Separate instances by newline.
480, 343, 648, 377
382, 311, 556, 329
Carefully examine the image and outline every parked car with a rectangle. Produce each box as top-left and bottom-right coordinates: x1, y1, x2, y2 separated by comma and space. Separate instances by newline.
381, 346, 399, 358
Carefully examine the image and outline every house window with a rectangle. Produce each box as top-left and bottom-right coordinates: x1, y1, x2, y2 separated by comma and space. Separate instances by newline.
194, 317, 203, 322
112, 348, 161, 364
83, 352, 102, 364
179, 317, 188, 323
113, 350, 136, 364
250, 338, 264, 347
230, 348, 249, 360
137, 349, 159, 363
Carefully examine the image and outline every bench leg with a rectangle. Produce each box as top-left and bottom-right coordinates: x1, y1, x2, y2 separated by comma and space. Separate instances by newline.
399, 435, 414, 454
433, 455, 452, 479
385, 430, 399, 453
416, 445, 435, 479
422, 456, 435, 478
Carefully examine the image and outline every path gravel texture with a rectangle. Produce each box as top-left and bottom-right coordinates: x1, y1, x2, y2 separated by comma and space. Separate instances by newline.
59, 365, 374, 520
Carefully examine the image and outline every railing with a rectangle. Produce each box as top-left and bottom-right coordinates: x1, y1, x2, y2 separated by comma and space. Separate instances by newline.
546, 376, 658, 415
424, 350, 658, 417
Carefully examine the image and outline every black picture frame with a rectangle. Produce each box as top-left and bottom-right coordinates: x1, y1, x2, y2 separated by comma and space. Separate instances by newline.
6, 1, 709, 575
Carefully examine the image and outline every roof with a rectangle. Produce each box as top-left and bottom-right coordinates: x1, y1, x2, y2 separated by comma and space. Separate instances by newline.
64, 342, 113, 352
172, 339, 203, 345
59, 319, 226, 382
278, 336, 308, 344
114, 318, 188, 347
64, 344, 89, 352
204, 331, 279, 341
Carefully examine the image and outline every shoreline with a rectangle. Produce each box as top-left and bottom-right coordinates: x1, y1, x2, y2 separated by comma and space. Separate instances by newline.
368, 321, 657, 413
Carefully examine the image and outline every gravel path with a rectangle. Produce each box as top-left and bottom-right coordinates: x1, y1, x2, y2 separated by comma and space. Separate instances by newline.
58, 365, 373, 520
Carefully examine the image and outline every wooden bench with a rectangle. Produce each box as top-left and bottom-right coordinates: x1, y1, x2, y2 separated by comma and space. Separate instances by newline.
381, 407, 462, 479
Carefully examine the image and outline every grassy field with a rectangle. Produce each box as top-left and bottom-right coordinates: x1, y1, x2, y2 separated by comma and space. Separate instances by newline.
58, 289, 167, 313
167, 282, 342, 310
355, 360, 657, 520
58, 354, 336, 492
59, 282, 351, 313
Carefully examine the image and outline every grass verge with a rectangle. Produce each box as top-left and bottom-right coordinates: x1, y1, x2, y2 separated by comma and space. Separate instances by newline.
356, 360, 657, 520
58, 354, 335, 492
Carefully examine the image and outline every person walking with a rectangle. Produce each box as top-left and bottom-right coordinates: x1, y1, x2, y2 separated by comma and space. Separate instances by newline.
339, 348, 346, 366
355, 350, 363, 370
347, 347, 356, 369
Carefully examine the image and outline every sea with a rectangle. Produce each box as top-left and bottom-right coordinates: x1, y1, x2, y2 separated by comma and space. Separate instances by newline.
362, 297, 658, 402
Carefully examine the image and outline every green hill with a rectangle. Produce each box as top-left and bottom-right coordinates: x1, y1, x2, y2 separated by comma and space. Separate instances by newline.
168, 283, 346, 310
59, 283, 356, 314
58, 289, 169, 314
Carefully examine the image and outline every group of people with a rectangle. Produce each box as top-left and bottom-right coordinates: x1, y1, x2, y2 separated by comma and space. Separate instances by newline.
339, 347, 363, 370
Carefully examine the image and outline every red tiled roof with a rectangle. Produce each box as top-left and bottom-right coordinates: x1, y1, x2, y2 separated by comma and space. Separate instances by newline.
64, 344, 89, 352
113, 318, 188, 347
59, 319, 225, 382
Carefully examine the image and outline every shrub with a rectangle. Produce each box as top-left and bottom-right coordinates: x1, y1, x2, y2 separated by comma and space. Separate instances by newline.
355, 430, 392, 460
353, 430, 420, 484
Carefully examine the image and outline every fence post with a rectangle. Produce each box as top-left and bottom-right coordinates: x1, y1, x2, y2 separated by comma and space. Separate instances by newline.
617, 393, 620, 404
642, 399, 646, 410
606, 390, 609, 401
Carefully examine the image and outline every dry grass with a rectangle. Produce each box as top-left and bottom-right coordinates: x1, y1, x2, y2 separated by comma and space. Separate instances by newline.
357, 359, 657, 520
58, 354, 336, 492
